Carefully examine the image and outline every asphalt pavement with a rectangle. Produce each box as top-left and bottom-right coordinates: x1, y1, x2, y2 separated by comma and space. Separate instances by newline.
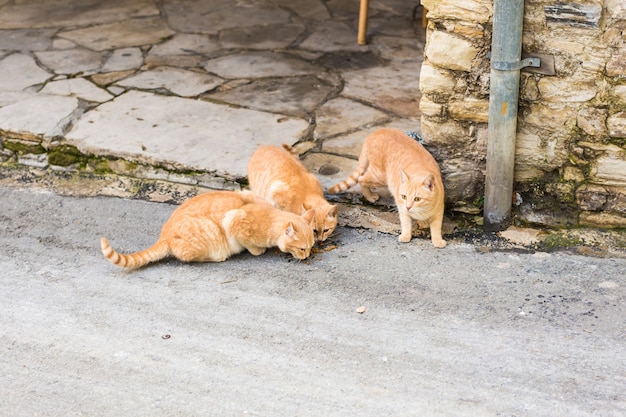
1, 185, 625, 417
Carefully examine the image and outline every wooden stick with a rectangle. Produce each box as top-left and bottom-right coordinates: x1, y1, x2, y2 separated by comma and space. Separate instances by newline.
358, 0, 369, 45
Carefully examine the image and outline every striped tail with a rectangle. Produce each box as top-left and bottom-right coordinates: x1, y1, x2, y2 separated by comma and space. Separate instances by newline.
328, 164, 365, 194
101, 237, 170, 269
281, 143, 298, 154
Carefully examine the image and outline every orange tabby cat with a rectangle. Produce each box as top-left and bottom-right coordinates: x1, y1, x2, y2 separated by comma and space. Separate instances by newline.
328, 128, 446, 248
101, 190, 315, 268
247, 145, 338, 242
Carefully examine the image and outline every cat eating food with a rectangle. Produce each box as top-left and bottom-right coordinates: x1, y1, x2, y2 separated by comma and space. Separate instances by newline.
247, 145, 338, 242
101, 190, 315, 269
328, 128, 446, 248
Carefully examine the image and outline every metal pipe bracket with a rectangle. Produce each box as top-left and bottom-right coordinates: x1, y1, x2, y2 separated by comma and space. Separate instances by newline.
492, 57, 540, 71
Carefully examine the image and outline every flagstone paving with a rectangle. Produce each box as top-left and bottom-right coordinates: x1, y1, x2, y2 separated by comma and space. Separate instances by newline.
0, 0, 426, 202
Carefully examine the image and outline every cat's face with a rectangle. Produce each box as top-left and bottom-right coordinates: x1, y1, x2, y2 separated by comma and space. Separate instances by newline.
278, 210, 315, 260
314, 204, 338, 242
398, 171, 436, 214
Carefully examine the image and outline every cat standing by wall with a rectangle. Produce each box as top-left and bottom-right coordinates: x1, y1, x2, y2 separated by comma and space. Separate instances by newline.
247, 145, 338, 242
328, 128, 446, 248
101, 190, 315, 268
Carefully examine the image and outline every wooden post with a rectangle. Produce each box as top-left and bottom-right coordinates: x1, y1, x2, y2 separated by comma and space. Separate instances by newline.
358, 0, 369, 45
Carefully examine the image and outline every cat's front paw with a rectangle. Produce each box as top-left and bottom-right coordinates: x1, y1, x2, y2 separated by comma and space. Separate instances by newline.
363, 193, 379, 204
398, 233, 412, 243
432, 238, 447, 248
361, 187, 380, 203
248, 246, 267, 256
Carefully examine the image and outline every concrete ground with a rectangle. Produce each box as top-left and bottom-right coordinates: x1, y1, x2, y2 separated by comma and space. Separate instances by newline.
1, 2, 626, 415
1, 185, 625, 416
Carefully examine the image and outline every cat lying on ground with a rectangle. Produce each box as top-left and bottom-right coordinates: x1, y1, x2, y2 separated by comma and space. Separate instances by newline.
328, 128, 446, 248
101, 190, 315, 268
247, 144, 338, 242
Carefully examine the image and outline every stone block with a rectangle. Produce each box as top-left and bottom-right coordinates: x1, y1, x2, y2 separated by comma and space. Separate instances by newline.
447, 99, 489, 123
0, 53, 51, 91
116, 67, 223, 97
420, 118, 468, 147
300, 152, 360, 191
514, 130, 569, 180
542, 34, 587, 55
520, 75, 540, 101
421, 0, 492, 24
439, 158, 482, 202
17, 153, 48, 168
66, 91, 309, 177
419, 61, 456, 97
580, 211, 626, 228
576, 184, 608, 211
524, 103, 578, 131
40, 78, 113, 103
615, 85, 626, 103
102, 47, 143, 72
0, 94, 80, 139
592, 153, 626, 186
58, 17, 175, 51
577, 107, 608, 137
606, 0, 626, 20
314, 97, 388, 139
606, 189, 626, 214
419, 96, 444, 118
607, 111, 626, 138
545, 2, 602, 29
537, 77, 597, 102
425, 31, 480, 72
473, 126, 488, 154
453, 22, 485, 39
563, 166, 585, 182
606, 50, 626, 77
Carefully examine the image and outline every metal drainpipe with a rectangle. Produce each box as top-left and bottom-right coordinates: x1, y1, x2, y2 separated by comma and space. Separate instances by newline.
483, 0, 539, 232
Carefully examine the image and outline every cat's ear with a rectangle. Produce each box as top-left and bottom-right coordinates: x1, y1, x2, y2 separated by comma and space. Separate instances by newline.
400, 169, 409, 184
328, 205, 338, 219
285, 222, 295, 237
423, 174, 435, 191
301, 203, 313, 215
302, 209, 316, 223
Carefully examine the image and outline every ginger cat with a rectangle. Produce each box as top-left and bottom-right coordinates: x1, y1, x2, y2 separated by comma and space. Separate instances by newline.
247, 145, 338, 242
328, 128, 446, 248
101, 190, 315, 269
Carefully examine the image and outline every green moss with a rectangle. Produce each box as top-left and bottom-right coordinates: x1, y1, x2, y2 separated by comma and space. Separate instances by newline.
124, 160, 138, 171
538, 232, 584, 250
90, 158, 114, 175
3, 140, 45, 155
48, 145, 95, 168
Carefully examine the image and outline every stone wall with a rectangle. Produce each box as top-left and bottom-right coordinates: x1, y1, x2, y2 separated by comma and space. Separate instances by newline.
420, 0, 626, 227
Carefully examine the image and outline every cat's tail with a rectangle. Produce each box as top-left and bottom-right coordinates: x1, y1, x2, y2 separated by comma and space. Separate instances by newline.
328, 156, 368, 194
281, 144, 298, 155
101, 237, 170, 269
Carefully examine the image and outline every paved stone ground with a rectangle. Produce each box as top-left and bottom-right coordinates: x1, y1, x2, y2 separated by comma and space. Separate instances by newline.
1, 0, 625, 252
0, 0, 424, 195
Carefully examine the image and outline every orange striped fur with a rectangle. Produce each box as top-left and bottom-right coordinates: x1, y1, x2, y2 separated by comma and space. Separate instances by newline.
328, 128, 446, 248
101, 190, 315, 269
248, 145, 338, 242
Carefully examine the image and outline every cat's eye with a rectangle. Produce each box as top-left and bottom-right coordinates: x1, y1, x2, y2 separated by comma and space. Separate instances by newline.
400, 194, 407, 200
414, 197, 421, 202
